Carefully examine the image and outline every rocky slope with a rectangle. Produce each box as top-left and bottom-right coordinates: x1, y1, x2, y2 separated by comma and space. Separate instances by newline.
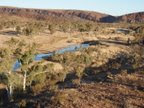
0, 6, 108, 22
0, 6, 144, 23
118, 12, 144, 22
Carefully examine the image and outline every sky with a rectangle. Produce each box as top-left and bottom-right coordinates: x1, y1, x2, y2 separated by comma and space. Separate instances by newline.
0, 0, 144, 16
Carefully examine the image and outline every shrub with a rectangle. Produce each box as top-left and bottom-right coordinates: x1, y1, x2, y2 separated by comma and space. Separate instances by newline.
32, 73, 47, 85
51, 91, 68, 105
0, 25, 3, 30
76, 53, 92, 65
31, 84, 44, 95
22, 27, 33, 36
85, 23, 94, 31
49, 85, 58, 93
48, 24, 56, 34
0, 73, 8, 85
46, 72, 66, 86
72, 79, 81, 86
78, 24, 86, 32
18, 99, 27, 108
16, 26, 21, 34
74, 65, 84, 79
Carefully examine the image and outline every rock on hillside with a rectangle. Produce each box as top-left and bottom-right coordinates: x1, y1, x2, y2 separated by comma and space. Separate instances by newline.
0, 6, 108, 22
0, 6, 144, 23
118, 12, 144, 22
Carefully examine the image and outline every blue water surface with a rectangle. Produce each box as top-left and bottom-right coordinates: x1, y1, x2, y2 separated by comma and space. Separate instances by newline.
13, 44, 89, 70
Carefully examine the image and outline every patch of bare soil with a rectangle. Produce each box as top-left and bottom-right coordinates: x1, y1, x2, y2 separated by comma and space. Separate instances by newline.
26, 80, 144, 108
1, 28, 143, 108
0, 29, 135, 53
49, 74, 144, 108
15, 71, 144, 108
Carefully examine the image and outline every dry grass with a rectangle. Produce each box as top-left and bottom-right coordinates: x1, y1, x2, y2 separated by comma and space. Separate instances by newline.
44, 80, 144, 108
0, 28, 135, 53
0, 25, 144, 108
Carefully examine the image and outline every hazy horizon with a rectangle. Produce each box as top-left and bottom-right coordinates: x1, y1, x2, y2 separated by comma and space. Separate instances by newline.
0, 0, 144, 16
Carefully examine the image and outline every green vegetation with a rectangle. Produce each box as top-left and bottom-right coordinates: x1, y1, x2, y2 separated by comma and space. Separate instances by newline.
0, 39, 48, 103
48, 24, 56, 34
0, 16, 102, 36
0, 15, 144, 107
0, 39, 21, 100
0, 40, 143, 107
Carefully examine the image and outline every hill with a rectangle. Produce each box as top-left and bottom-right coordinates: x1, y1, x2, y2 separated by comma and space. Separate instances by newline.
0, 6, 108, 22
0, 6, 144, 23
118, 12, 144, 22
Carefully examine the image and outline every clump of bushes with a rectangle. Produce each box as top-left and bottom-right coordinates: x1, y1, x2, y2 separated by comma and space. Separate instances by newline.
31, 84, 44, 95
51, 49, 93, 66
18, 99, 27, 108
74, 65, 85, 79
48, 24, 56, 34
50, 91, 68, 105
22, 27, 33, 36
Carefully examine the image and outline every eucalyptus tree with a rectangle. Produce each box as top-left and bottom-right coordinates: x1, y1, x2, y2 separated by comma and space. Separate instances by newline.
26, 61, 47, 87
15, 42, 48, 91
0, 48, 20, 99
1, 38, 49, 93
0, 38, 24, 99
14, 42, 36, 91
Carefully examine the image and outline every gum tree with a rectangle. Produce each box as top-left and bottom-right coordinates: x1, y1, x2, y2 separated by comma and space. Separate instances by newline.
0, 38, 23, 99
0, 48, 20, 99
1, 38, 49, 94
14, 42, 36, 91
15, 42, 48, 91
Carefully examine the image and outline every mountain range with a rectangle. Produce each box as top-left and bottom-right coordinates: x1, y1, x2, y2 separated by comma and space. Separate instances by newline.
0, 6, 144, 23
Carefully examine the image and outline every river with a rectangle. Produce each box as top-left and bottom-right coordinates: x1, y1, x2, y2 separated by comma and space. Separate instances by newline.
13, 43, 90, 70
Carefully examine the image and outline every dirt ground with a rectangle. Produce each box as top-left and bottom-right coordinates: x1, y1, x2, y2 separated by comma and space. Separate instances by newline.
0, 29, 134, 53
1, 28, 144, 108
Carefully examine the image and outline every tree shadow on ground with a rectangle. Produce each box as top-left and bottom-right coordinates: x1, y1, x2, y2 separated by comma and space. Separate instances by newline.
82, 40, 102, 46
5, 89, 53, 108
57, 52, 137, 89
57, 71, 79, 89
0, 31, 18, 36
100, 40, 129, 46
0, 88, 9, 107
82, 39, 131, 47
82, 52, 144, 92
58, 51, 144, 89
83, 53, 136, 82
82, 38, 144, 47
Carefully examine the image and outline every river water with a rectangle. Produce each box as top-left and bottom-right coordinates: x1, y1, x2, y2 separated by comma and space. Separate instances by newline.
13, 43, 89, 70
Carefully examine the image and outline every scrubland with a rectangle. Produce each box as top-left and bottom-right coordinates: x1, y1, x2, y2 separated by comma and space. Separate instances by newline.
0, 17, 144, 108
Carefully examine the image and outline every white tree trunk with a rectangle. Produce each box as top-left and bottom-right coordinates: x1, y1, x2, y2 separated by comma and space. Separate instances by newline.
8, 71, 13, 99
9, 85, 12, 96
23, 71, 27, 91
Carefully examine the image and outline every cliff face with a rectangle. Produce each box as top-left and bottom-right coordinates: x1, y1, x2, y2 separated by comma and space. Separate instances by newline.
0, 6, 144, 23
0, 7, 108, 21
118, 12, 144, 22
